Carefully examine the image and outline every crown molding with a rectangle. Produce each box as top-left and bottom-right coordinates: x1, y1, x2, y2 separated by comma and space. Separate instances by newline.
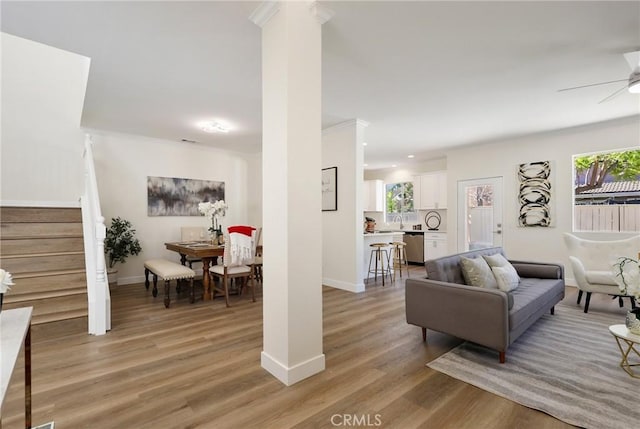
309, 1, 334, 25
249, 2, 281, 28
322, 119, 370, 135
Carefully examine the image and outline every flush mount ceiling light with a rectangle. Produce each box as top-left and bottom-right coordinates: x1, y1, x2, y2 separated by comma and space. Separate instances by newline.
198, 120, 230, 133
408, 154, 415, 158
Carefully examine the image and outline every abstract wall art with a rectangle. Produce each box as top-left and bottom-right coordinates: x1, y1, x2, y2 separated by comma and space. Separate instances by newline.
147, 176, 225, 216
517, 161, 551, 227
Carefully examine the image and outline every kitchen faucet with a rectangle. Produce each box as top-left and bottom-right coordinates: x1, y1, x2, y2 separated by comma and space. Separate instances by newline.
393, 213, 404, 230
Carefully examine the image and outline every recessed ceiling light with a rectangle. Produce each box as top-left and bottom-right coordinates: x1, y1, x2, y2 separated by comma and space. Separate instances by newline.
363, 142, 368, 146
408, 154, 415, 158
391, 164, 397, 168
198, 120, 230, 133
363, 163, 368, 167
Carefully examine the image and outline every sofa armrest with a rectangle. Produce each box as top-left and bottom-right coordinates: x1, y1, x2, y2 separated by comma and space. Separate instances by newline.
509, 260, 564, 280
405, 278, 509, 352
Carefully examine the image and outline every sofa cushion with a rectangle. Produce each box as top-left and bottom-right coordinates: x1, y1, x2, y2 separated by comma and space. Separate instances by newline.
460, 256, 498, 289
426, 247, 505, 284
508, 278, 564, 330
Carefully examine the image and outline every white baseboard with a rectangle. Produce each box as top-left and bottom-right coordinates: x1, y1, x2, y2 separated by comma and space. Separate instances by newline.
261, 351, 325, 386
0, 199, 80, 208
322, 277, 365, 293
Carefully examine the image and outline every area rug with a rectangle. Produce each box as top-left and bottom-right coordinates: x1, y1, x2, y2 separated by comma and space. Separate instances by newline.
427, 303, 639, 429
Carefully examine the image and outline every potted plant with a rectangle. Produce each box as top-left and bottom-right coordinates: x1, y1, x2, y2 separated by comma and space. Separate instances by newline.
105, 217, 142, 286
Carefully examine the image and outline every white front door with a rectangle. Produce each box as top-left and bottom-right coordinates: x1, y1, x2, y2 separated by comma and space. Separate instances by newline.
457, 177, 503, 252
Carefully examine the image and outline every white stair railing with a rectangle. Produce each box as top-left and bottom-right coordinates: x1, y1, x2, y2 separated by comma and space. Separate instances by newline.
81, 134, 110, 335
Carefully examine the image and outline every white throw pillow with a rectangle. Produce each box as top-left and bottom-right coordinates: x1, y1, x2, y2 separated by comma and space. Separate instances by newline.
459, 256, 498, 289
483, 253, 521, 291
491, 266, 520, 292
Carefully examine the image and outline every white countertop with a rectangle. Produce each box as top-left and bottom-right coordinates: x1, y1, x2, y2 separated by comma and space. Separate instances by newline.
363, 231, 405, 237
1, 307, 33, 407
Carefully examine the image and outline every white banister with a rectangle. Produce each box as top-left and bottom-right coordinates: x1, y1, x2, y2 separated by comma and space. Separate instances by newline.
81, 134, 110, 335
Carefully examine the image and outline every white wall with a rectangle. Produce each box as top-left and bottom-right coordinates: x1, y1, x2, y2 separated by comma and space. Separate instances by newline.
1, 33, 90, 205
322, 120, 366, 292
90, 130, 261, 284
445, 116, 640, 285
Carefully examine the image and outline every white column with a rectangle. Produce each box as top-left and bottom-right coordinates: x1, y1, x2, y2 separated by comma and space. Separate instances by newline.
250, 1, 333, 385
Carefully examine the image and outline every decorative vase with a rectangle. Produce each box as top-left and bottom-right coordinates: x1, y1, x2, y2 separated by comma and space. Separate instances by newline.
626, 308, 640, 335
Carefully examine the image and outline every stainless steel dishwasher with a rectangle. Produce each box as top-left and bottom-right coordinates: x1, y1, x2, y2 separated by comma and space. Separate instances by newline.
403, 231, 424, 264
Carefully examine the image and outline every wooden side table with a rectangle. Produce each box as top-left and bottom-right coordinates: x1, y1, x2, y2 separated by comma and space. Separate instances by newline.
1, 307, 33, 428
609, 324, 640, 379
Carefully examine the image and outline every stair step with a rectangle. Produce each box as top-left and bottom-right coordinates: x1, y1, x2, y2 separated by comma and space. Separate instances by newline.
7, 271, 87, 294
33, 309, 88, 325
13, 268, 86, 279
0, 206, 82, 223
0, 253, 86, 274
1, 251, 85, 259
1, 222, 83, 238
4, 287, 87, 303
3, 293, 88, 320
1, 237, 85, 255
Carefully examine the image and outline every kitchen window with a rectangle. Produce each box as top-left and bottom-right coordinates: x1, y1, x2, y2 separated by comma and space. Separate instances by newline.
385, 182, 417, 224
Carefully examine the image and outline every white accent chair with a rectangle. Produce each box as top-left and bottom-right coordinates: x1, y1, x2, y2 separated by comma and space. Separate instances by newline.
563, 233, 640, 313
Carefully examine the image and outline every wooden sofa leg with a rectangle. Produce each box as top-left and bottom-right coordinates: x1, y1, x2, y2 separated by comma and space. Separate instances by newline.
422, 327, 427, 342
550, 306, 554, 315
584, 292, 592, 313
576, 290, 583, 305
499, 351, 505, 363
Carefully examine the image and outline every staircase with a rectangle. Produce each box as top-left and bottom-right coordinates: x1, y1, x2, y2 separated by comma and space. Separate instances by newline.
0, 206, 88, 325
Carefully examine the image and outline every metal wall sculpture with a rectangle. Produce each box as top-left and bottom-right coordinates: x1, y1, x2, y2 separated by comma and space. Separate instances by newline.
518, 161, 551, 227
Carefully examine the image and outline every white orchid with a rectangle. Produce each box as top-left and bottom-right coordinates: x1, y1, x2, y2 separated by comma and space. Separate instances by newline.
612, 257, 640, 299
198, 200, 228, 234
0, 269, 15, 294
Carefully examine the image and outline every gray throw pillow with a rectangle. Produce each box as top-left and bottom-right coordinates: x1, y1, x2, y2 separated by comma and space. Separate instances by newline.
459, 256, 498, 289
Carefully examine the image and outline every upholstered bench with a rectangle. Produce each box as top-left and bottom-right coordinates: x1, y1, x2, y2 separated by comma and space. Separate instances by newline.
144, 259, 196, 308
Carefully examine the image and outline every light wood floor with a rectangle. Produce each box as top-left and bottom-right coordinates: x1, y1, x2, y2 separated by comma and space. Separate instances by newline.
2, 266, 629, 429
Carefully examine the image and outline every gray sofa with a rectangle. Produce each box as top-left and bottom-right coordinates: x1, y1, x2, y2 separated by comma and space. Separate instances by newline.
405, 247, 564, 363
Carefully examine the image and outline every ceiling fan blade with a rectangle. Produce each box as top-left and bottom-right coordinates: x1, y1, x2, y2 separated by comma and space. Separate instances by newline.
597, 85, 629, 104
557, 79, 627, 92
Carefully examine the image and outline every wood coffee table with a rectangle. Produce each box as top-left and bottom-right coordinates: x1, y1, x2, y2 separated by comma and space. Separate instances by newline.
609, 324, 640, 378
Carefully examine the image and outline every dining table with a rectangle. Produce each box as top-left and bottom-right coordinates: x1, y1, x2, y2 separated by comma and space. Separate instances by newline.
164, 241, 224, 300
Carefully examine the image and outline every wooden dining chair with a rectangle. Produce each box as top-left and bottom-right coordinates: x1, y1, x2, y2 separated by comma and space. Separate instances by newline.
208, 226, 257, 307
180, 226, 206, 268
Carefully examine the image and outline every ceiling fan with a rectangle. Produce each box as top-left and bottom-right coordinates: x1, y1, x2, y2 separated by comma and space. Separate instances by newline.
557, 51, 640, 104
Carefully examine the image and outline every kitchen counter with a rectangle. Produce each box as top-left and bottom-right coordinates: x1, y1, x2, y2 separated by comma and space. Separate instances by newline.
362, 231, 405, 236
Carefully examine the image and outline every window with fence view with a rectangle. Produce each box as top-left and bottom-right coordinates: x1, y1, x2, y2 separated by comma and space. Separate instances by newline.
573, 148, 640, 232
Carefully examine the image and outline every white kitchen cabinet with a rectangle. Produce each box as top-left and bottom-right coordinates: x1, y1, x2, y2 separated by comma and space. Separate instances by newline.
363, 180, 384, 212
416, 171, 447, 210
424, 232, 448, 261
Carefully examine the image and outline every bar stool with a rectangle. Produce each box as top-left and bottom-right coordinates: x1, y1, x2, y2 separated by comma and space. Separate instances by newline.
367, 243, 392, 286
389, 241, 409, 281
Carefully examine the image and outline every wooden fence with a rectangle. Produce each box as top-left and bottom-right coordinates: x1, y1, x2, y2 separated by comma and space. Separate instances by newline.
574, 205, 640, 232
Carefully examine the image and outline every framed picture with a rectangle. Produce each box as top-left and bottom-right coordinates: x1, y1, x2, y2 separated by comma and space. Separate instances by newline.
322, 167, 338, 211
147, 176, 225, 216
